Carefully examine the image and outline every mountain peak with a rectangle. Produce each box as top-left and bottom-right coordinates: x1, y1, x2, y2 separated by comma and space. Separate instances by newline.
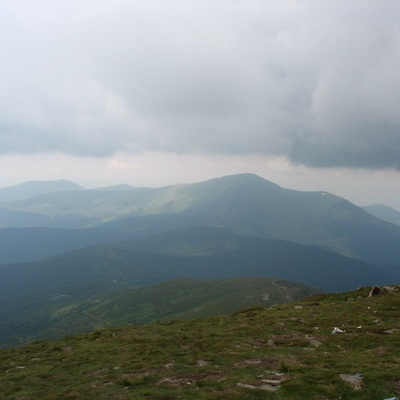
0, 179, 85, 202
208, 173, 280, 186
192, 173, 282, 194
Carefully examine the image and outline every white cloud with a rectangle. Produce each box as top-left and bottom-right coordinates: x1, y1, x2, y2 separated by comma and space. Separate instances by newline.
0, 0, 400, 202
1, 151, 399, 211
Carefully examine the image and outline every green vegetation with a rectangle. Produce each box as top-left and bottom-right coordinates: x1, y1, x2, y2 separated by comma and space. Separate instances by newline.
0, 277, 319, 348
0, 286, 399, 399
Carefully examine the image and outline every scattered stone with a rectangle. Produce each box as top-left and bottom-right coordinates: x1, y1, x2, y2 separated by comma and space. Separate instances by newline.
238, 372, 286, 392
197, 359, 208, 367
262, 378, 283, 386
158, 370, 224, 387
383, 286, 397, 292
163, 363, 174, 369
234, 358, 279, 369
241, 359, 261, 365
383, 329, 398, 335
294, 305, 303, 309
305, 334, 322, 347
332, 327, 345, 334
339, 373, 363, 390
158, 377, 195, 386
369, 285, 382, 297
237, 382, 278, 392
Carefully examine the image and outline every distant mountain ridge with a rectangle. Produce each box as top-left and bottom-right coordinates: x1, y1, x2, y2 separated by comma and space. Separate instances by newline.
1, 173, 400, 265
363, 204, 400, 227
1, 173, 400, 347
0, 179, 84, 202
0, 226, 395, 301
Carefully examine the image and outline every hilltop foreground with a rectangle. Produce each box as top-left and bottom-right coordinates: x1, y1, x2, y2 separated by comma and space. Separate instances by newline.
1, 286, 399, 399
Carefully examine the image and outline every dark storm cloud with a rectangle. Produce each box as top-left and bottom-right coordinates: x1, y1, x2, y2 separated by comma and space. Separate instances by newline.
0, 1, 399, 169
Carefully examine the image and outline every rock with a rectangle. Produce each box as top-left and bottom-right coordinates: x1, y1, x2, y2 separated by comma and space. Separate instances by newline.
237, 382, 278, 392
369, 285, 382, 297
237, 372, 286, 392
332, 327, 345, 334
383, 286, 397, 292
197, 359, 208, 367
262, 378, 283, 386
383, 329, 398, 334
339, 373, 363, 390
305, 334, 322, 346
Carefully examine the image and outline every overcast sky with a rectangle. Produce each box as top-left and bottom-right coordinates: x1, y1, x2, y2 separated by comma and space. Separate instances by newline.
1, 1, 400, 209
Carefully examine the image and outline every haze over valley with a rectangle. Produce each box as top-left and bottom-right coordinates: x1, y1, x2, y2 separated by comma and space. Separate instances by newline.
0, 174, 399, 347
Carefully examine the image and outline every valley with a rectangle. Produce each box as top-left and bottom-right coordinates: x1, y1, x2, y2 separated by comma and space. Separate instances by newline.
0, 173, 399, 348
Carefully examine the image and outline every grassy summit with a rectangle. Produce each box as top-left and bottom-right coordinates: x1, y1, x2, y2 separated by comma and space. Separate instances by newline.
1, 286, 399, 399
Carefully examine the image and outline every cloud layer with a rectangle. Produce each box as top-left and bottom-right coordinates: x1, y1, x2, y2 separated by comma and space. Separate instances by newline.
1, 1, 400, 168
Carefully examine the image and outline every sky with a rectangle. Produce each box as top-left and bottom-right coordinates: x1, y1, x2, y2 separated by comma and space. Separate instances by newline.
1, 0, 400, 210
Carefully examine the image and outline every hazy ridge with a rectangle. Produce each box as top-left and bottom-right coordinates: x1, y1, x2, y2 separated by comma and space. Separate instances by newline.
0, 173, 399, 347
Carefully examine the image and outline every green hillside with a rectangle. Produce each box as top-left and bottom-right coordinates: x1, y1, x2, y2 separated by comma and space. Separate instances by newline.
1, 285, 399, 399
52, 277, 320, 329
0, 277, 319, 348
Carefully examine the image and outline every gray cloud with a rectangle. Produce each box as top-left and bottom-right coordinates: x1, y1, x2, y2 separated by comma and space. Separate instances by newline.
0, 1, 399, 169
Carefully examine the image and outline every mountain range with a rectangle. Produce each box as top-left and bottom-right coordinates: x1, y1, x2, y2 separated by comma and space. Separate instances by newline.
0, 173, 399, 346
362, 203, 400, 227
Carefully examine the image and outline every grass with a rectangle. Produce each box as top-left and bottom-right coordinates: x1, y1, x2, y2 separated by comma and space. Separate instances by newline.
0, 277, 319, 348
0, 286, 399, 399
